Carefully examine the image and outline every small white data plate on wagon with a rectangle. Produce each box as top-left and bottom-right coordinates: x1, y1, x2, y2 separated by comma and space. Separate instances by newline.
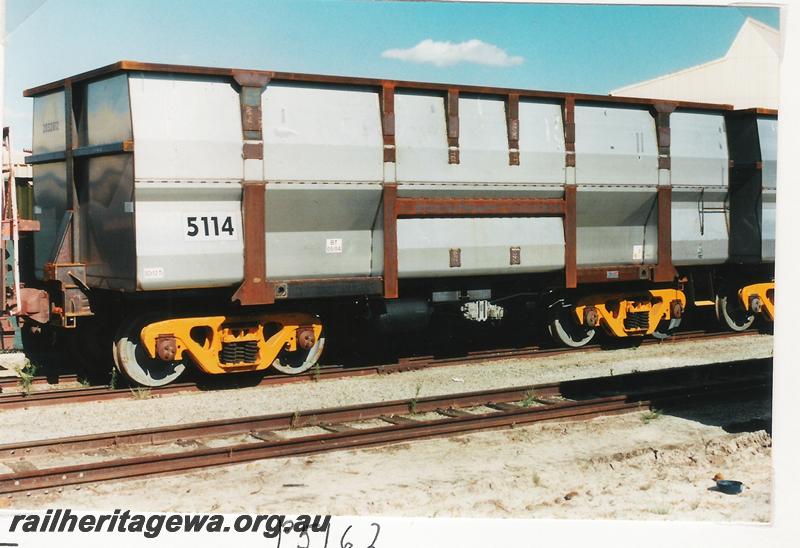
143, 267, 165, 280
632, 245, 643, 261
326, 238, 343, 254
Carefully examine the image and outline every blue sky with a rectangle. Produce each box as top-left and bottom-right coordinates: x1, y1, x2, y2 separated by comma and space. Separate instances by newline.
3, 0, 779, 148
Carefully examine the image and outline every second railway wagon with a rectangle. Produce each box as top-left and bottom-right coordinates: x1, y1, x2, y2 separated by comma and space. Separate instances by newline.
19, 61, 776, 385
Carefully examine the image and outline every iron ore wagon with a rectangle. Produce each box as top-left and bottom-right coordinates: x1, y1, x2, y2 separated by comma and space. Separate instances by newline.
14, 61, 776, 385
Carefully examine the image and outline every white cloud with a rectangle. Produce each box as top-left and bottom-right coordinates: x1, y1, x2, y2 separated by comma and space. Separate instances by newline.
382, 39, 524, 68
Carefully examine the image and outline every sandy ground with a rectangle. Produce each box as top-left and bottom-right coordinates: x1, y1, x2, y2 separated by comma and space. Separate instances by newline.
0, 353, 26, 377
0, 334, 773, 521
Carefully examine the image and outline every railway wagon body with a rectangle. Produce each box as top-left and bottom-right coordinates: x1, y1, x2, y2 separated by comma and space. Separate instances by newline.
20, 62, 776, 385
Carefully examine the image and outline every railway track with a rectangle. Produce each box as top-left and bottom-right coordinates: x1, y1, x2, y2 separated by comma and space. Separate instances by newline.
0, 357, 771, 495
0, 374, 80, 390
0, 328, 763, 409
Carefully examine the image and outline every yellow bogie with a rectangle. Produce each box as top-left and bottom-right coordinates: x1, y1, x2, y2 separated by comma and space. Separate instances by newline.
574, 289, 686, 338
738, 282, 775, 321
139, 313, 323, 375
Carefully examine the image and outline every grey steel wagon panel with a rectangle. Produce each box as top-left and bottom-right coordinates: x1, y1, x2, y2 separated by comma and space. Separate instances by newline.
574, 105, 658, 186
23, 61, 772, 308
758, 117, 777, 261
263, 183, 382, 279
670, 111, 731, 266
31, 162, 67, 277
575, 187, 658, 267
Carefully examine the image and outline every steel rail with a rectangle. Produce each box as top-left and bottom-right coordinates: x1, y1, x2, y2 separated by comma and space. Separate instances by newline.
0, 328, 762, 409
0, 356, 771, 459
0, 374, 79, 390
0, 383, 565, 459
0, 360, 771, 493
0, 370, 769, 495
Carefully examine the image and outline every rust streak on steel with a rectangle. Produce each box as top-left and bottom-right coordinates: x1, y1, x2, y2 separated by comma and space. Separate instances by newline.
242, 142, 263, 160
395, 197, 565, 217
382, 184, 399, 299
0, 370, 769, 494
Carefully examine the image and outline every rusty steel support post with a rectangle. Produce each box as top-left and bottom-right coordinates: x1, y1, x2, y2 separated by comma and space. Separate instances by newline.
231, 72, 273, 306
652, 103, 677, 283
381, 84, 396, 163
563, 96, 577, 289
233, 71, 270, 142
564, 185, 577, 289
232, 182, 274, 306
446, 89, 460, 164
382, 184, 399, 299
562, 96, 576, 169
655, 186, 675, 282
506, 93, 520, 165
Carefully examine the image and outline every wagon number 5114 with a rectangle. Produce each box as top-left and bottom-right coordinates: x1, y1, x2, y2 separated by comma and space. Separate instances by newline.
185, 215, 237, 240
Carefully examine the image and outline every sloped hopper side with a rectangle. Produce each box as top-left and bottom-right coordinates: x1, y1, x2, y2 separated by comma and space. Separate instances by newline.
670, 110, 730, 266
574, 104, 659, 267
392, 92, 567, 277
129, 72, 245, 290
260, 82, 383, 280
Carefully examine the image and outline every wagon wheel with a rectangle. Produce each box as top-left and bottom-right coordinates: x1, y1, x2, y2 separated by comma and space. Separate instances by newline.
271, 329, 326, 375
547, 303, 595, 348
113, 314, 188, 387
716, 291, 755, 332
652, 318, 682, 339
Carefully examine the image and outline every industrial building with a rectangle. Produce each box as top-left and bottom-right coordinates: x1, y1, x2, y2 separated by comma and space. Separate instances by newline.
611, 17, 780, 109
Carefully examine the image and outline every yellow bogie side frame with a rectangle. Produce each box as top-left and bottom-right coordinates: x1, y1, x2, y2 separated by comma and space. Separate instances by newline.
739, 282, 775, 321
139, 313, 323, 375
574, 289, 686, 338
